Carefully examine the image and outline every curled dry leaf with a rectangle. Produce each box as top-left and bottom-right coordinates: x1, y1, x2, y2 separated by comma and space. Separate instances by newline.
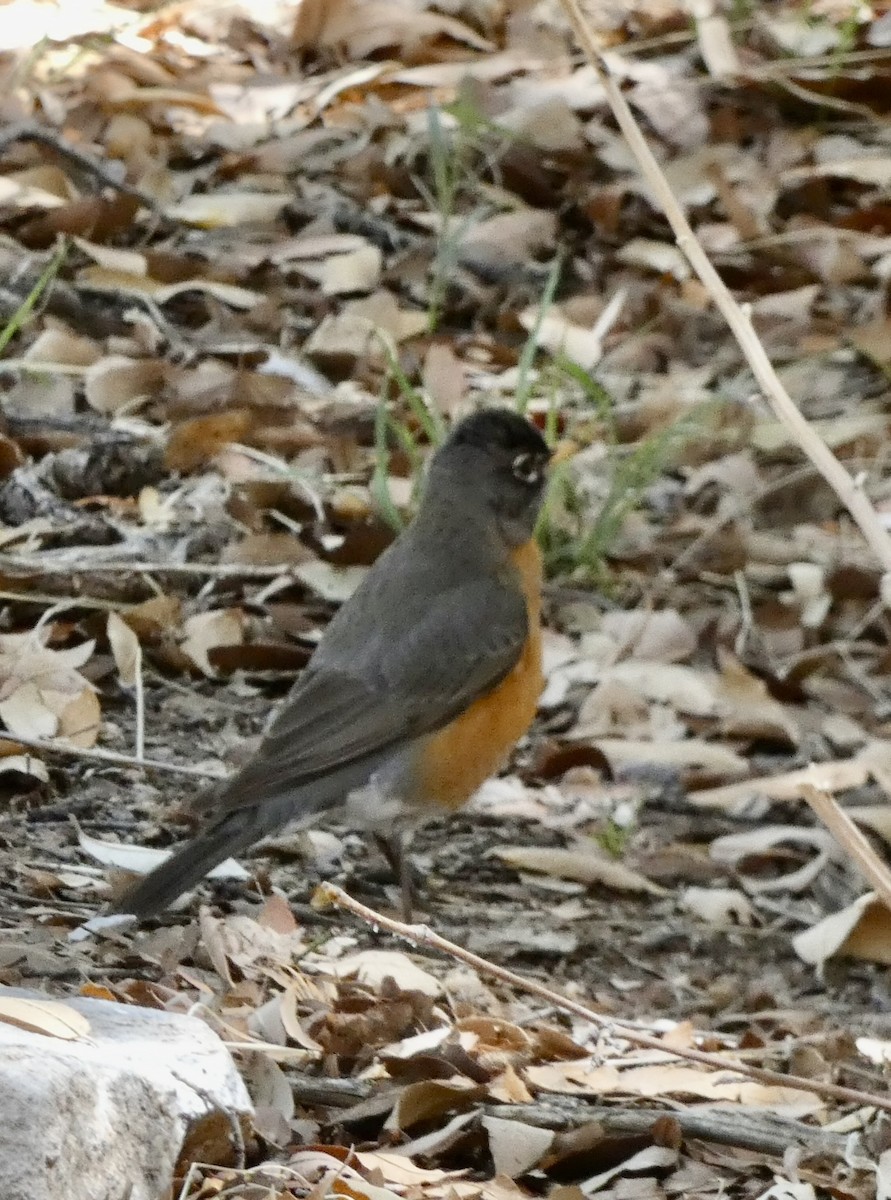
24, 327, 102, 367
298, 243, 382, 296
599, 609, 697, 663
0, 169, 70, 208
580, 1145, 679, 1197
0, 632, 99, 747
78, 265, 262, 309
106, 613, 141, 687
351, 1150, 461, 1189
793, 892, 891, 967
681, 886, 755, 926
294, 561, 368, 603
180, 609, 245, 675
165, 411, 254, 473
590, 663, 719, 718
386, 1077, 487, 1131
204, 912, 308, 977
617, 238, 691, 279
710, 826, 834, 894
0, 755, 49, 783
456, 1016, 533, 1069
459, 209, 557, 268
519, 307, 605, 371
594, 738, 748, 780
241, 1053, 294, 1144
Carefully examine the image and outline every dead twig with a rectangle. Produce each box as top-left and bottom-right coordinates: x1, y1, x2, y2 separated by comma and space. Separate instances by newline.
0, 553, 300, 581
315, 883, 891, 1117
801, 783, 891, 912
0, 732, 223, 781
483, 1102, 847, 1160
0, 122, 164, 214
555, 0, 891, 574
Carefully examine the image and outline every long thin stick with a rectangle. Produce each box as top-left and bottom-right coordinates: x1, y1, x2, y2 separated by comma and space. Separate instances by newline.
315, 883, 891, 1116
801, 783, 891, 912
1, 732, 223, 780
0, 554, 296, 580
555, 0, 891, 574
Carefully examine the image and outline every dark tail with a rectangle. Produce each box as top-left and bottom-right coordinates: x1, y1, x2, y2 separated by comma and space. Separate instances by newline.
110, 806, 280, 919
110, 753, 389, 919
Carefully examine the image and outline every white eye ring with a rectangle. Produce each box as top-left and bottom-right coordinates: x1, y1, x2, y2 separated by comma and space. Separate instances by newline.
511, 452, 541, 484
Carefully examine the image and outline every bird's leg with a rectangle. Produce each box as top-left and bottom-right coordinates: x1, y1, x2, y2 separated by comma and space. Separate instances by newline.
373, 832, 415, 922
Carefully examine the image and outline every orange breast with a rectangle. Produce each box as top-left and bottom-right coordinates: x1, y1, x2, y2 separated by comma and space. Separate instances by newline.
417, 539, 543, 810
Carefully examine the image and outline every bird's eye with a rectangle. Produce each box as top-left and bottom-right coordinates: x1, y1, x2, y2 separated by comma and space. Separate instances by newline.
511, 452, 541, 484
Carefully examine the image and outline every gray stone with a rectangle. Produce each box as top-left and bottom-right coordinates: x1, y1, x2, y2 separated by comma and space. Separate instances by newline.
0, 987, 253, 1200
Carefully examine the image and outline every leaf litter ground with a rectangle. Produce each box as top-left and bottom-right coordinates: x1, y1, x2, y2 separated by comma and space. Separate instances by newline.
0, 0, 890, 1197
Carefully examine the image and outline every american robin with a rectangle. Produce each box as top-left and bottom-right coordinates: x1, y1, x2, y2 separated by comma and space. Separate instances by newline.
113, 409, 553, 920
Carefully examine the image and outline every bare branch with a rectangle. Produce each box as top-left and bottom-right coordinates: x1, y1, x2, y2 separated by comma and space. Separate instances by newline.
315, 884, 891, 1117
555, 0, 891, 573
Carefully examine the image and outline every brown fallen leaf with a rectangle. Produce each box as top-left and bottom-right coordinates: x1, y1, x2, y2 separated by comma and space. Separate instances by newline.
165, 412, 254, 473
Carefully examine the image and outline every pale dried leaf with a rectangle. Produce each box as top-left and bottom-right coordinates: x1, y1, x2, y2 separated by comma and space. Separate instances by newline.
681, 886, 755, 925
491, 845, 666, 896
180, 609, 245, 675
84, 355, 166, 415
78, 830, 249, 880
0, 996, 90, 1040
324, 949, 442, 997
107, 613, 141, 687
166, 191, 292, 227
481, 1116, 554, 1178
793, 892, 891, 966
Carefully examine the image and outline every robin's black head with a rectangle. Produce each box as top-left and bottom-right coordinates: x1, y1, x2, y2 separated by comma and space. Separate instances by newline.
426, 409, 551, 546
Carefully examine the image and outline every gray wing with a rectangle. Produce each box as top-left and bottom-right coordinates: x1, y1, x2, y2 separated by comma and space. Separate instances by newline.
204, 574, 528, 817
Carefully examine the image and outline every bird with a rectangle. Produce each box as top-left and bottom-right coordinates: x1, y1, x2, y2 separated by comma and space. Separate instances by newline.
112, 408, 554, 921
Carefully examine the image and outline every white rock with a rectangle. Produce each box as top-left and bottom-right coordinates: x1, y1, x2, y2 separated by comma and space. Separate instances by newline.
0, 987, 252, 1200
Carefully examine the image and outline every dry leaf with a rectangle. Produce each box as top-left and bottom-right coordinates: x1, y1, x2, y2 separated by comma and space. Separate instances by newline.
711, 826, 834, 894
78, 266, 262, 308
681, 887, 755, 925
0, 632, 98, 746
793, 892, 891, 966
78, 829, 247, 880
24, 328, 101, 366
481, 1116, 554, 1178
107, 613, 141, 688
491, 845, 666, 896
166, 191, 292, 227
84, 355, 166, 415
599, 609, 697, 663
526, 1056, 822, 1112
180, 610, 245, 675
324, 950, 442, 997
0, 996, 90, 1040
387, 1077, 486, 1131
292, 0, 492, 56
